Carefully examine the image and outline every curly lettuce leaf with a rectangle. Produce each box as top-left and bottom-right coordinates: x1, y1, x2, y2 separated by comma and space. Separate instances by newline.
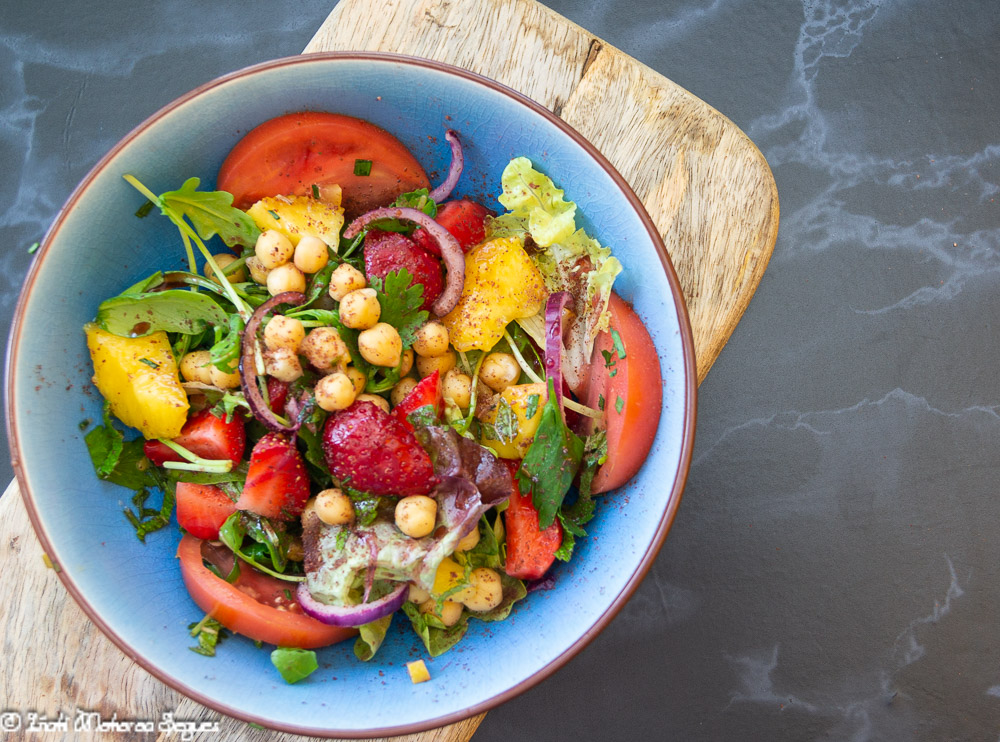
497, 157, 576, 247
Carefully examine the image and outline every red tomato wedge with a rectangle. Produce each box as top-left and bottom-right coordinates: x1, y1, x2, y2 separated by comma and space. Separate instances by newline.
581, 292, 662, 494
175, 482, 238, 540
502, 460, 563, 580
412, 199, 490, 256
391, 370, 443, 431
216, 111, 430, 218
177, 534, 354, 649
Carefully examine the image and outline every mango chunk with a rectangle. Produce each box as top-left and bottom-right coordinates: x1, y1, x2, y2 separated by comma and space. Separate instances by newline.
247, 195, 344, 249
406, 659, 431, 684
440, 237, 547, 352
480, 382, 547, 459
85, 324, 189, 439
432, 555, 473, 602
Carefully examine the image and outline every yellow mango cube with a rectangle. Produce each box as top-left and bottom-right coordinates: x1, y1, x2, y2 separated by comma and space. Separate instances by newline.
85, 324, 189, 439
480, 382, 547, 459
406, 659, 431, 684
432, 556, 473, 602
440, 237, 547, 352
247, 195, 344, 249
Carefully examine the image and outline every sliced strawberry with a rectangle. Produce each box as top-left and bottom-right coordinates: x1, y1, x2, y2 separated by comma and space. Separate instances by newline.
364, 229, 444, 311
143, 409, 246, 466
176, 482, 238, 540
501, 460, 562, 580
322, 399, 437, 497
391, 370, 443, 431
236, 433, 311, 520
267, 377, 290, 415
412, 199, 490, 256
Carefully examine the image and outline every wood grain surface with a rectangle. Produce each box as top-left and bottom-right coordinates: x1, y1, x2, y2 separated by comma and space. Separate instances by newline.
3, 0, 777, 740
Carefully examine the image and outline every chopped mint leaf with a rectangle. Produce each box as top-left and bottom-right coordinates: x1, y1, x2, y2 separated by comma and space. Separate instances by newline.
615, 396, 624, 414
611, 328, 627, 359
354, 159, 373, 176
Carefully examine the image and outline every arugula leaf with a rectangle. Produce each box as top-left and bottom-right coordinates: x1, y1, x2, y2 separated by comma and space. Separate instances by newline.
159, 177, 261, 249
271, 647, 318, 684
189, 614, 228, 657
369, 269, 429, 348
96, 290, 229, 337
218, 512, 304, 582
209, 313, 244, 374
517, 379, 584, 530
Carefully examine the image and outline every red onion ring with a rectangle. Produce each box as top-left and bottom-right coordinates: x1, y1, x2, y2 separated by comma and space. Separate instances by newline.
428, 130, 463, 203
296, 580, 408, 627
344, 207, 465, 316
240, 291, 306, 433
545, 291, 573, 415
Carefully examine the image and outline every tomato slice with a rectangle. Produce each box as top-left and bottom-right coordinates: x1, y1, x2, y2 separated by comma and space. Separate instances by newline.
217, 111, 430, 218
176, 482, 238, 541
177, 534, 355, 649
581, 292, 662, 493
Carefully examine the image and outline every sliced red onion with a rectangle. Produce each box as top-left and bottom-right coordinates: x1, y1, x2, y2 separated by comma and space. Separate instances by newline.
296, 580, 408, 627
240, 291, 306, 433
344, 207, 465, 316
545, 291, 573, 415
428, 130, 463, 203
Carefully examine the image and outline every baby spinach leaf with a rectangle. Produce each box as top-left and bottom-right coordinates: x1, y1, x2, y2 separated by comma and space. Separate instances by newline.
271, 647, 318, 684
96, 290, 229, 337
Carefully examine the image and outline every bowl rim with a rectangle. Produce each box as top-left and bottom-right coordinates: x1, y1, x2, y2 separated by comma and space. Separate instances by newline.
5, 50, 697, 738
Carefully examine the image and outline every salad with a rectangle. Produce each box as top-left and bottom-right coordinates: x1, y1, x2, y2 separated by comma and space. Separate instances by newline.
83, 111, 662, 682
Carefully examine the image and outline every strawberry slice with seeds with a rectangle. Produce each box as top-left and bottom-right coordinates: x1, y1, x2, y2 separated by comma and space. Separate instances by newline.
236, 433, 311, 520
143, 408, 246, 466
364, 229, 444, 311
391, 370, 443, 431
176, 482, 238, 540
322, 399, 437, 497
412, 199, 490, 256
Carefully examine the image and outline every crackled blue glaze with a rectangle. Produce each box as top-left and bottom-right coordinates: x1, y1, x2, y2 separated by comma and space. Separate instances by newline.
8, 55, 693, 736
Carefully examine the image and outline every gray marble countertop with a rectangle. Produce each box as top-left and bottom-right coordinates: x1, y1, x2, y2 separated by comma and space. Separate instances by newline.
3, 1, 998, 739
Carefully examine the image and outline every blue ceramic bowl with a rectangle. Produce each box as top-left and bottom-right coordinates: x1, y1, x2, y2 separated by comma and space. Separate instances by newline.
6, 53, 695, 737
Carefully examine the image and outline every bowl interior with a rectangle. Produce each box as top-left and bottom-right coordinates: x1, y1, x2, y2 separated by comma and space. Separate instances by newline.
8, 54, 693, 736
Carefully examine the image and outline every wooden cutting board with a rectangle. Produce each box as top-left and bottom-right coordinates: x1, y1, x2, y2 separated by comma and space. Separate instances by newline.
1, 1, 777, 740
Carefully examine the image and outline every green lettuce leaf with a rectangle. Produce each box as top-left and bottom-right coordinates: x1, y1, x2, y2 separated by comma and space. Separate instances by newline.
354, 613, 394, 662
402, 602, 469, 657
497, 157, 576, 247
270, 647, 318, 684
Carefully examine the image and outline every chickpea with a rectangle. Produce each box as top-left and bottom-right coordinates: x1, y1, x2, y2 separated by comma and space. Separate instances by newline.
419, 598, 464, 628
412, 320, 450, 358
179, 350, 213, 385
263, 314, 305, 352
479, 352, 520, 392
293, 235, 329, 274
455, 525, 481, 552
416, 348, 456, 378
255, 229, 294, 269
395, 495, 438, 538
204, 253, 246, 284
266, 263, 306, 296
209, 363, 241, 389
358, 322, 402, 367
400, 349, 415, 377
246, 256, 270, 285
462, 567, 504, 612
345, 366, 367, 396
328, 263, 367, 301
263, 346, 304, 383
315, 372, 357, 412
356, 393, 390, 414
408, 584, 431, 604
300, 327, 350, 372
391, 377, 419, 407
315, 488, 355, 526
442, 369, 472, 409
339, 288, 381, 330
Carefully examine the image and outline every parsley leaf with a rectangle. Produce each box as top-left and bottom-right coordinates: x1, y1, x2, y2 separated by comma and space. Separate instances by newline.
369, 269, 429, 348
517, 378, 584, 529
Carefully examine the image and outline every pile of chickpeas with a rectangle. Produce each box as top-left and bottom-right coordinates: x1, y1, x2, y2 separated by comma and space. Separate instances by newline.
181, 228, 524, 616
